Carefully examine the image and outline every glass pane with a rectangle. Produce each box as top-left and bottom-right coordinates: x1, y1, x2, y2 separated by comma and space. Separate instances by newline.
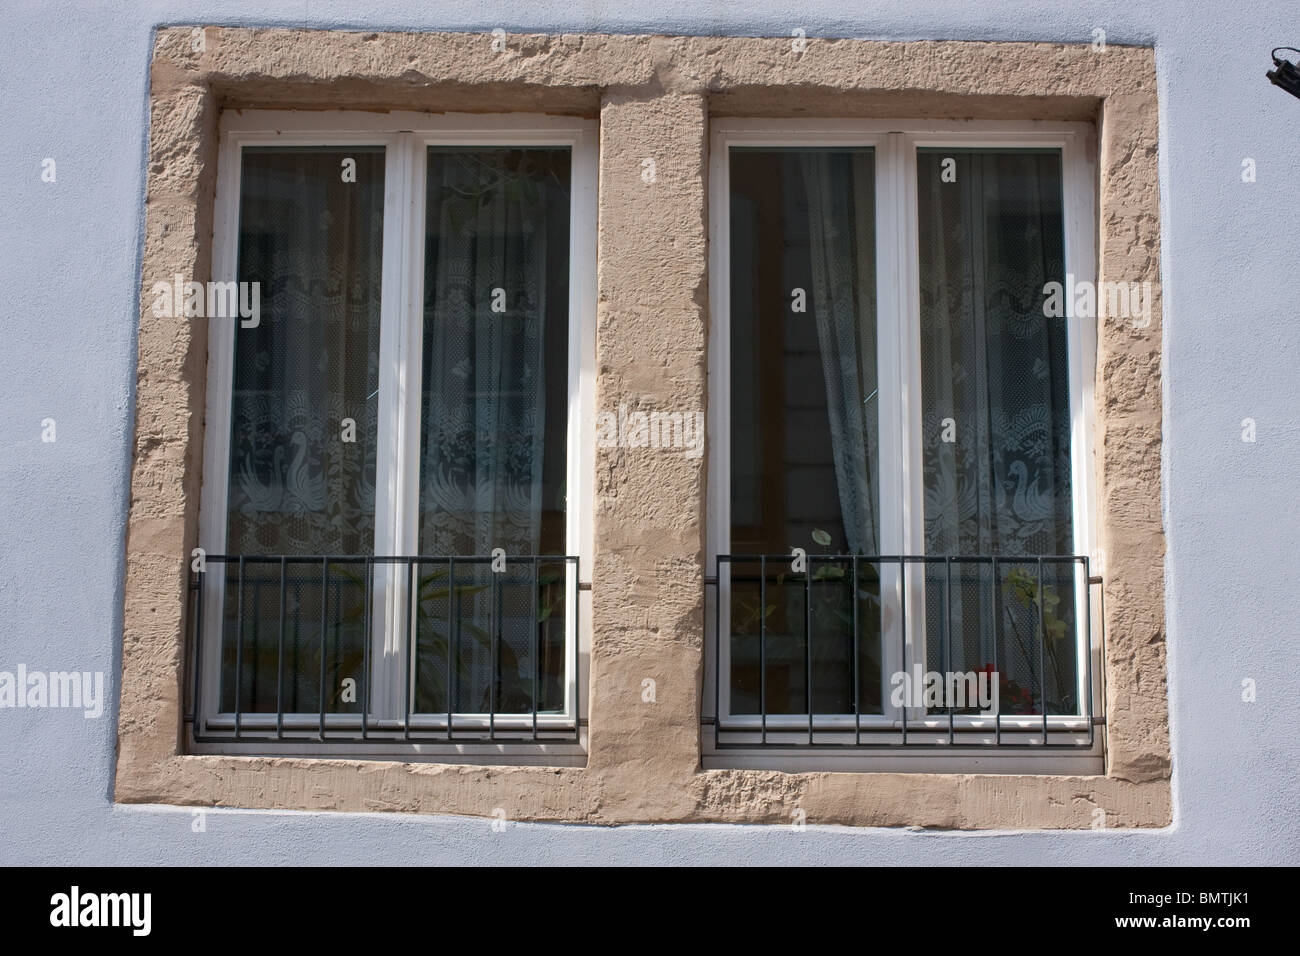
727, 147, 882, 717
220, 146, 386, 715
415, 147, 571, 715
916, 148, 1078, 716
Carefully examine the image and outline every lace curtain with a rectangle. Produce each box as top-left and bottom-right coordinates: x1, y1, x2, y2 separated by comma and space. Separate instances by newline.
916, 149, 1077, 714
221, 146, 386, 713
728, 147, 1076, 718
415, 147, 570, 715
219, 145, 570, 717
417, 149, 553, 558
226, 147, 384, 556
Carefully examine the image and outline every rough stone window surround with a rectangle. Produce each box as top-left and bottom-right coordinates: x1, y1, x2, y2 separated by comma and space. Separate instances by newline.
120, 27, 1169, 828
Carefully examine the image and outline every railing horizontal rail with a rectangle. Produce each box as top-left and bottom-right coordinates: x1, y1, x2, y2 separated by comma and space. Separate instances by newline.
707, 553, 1100, 751
186, 554, 581, 747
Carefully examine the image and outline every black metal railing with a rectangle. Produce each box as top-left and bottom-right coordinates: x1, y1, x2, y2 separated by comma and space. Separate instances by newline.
185, 554, 581, 745
706, 554, 1102, 750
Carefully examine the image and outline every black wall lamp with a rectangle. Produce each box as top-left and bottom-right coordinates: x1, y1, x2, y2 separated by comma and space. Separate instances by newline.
1267, 48, 1300, 100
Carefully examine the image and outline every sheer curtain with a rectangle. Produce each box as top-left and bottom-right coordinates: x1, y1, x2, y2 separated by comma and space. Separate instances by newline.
916, 149, 1077, 714
799, 152, 880, 557
797, 149, 882, 716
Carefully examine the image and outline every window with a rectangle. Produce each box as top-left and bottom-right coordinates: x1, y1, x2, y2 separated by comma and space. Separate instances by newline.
707, 120, 1099, 769
193, 113, 597, 756
125, 28, 1166, 825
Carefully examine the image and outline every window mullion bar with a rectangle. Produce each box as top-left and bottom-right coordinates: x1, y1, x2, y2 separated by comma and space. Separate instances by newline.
897, 132, 927, 714
875, 132, 907, 723
374, 131, 422, 721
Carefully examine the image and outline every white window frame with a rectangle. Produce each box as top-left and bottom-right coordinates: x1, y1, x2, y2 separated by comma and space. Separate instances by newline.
705, 118, 1101, 773
195, 111, 597, 762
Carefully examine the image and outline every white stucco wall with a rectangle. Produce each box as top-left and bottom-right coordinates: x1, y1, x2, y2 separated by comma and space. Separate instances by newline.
0, 0, 1296, 864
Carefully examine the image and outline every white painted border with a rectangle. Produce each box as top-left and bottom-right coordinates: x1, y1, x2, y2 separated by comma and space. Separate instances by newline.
198, 111, 597, 752
705, 118, 1101, 770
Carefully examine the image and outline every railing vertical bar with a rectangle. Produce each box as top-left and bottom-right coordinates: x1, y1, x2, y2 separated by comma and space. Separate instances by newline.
251, 578, 261, 712
1084, 557, 1094, 748
1098, 569, 1108, 743
946, 556, 954, 746
805, 556, 813, 745
318, 557, 329, 742
900, 557, 908, 746
404, 560, 413, 740
446, 557, 455, 741
292, 580, 301, 713
851, 555, 860, 746
331, 578, 341, 724
489, 561, 498, 741
234, 556, 245, 740
192, 564, 204, 740
991, 555, 1000, 747
714, 555, 721, 752
361, 556, 371, 740
759, 555, 767, 746
532, 556, 540, 742
1037, 557, 1048, 745
276, 557, 286, 740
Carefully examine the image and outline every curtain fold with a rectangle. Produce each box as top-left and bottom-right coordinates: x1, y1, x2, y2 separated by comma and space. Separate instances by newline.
799, 152, 879, 557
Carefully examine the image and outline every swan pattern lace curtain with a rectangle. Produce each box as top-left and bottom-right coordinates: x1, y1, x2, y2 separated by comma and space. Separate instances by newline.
916, 149, 1078, 715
